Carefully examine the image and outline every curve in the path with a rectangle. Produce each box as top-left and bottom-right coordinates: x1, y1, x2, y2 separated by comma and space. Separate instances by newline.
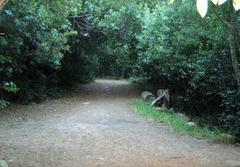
0, 79, 240, 167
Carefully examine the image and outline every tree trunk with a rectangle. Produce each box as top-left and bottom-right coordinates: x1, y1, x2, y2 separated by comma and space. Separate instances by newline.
151, 89, 170, 108
229, 12, 240, 90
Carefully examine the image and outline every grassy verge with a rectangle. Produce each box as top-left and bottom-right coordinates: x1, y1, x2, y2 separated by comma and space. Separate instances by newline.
134, 100, 234, 144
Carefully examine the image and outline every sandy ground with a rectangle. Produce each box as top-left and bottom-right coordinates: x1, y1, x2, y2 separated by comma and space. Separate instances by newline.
0, 79, 240, 167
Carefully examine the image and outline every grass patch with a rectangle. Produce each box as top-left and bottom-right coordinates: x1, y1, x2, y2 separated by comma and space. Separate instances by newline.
134, 100, 234, 144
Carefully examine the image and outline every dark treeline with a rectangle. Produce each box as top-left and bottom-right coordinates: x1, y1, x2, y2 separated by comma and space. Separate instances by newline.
0, 0, 239, 139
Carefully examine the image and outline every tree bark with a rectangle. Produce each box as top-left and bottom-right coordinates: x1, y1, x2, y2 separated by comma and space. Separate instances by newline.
151, 89, 170, 108
229, 12, 240, 90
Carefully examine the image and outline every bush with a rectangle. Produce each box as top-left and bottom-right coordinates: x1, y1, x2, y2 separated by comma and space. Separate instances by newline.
0, 0, 99, 104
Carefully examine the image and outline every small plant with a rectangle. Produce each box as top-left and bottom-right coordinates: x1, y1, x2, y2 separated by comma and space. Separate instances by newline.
3, 82, 19, 93
0, 82, 19, 109
0, 99, 10, 109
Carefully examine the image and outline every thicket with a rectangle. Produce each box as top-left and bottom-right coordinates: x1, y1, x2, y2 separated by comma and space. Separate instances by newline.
0, 0, 239, 139
0, 0, 99, 104
90, 0, 240, 139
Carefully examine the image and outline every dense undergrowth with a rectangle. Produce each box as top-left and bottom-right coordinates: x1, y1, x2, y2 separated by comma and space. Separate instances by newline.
0, 0, 239, 140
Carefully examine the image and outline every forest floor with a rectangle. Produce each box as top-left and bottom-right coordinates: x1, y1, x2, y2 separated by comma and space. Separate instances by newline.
0, 79, 240, 167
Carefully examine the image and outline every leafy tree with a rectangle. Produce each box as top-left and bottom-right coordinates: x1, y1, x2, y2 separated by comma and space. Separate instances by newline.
0, 0, 96, 104
195, 0, 240, 90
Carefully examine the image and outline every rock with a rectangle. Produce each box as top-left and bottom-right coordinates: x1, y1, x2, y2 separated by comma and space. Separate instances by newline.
82, 102, 90, 105
168, 107, 175, 113
141, 91, 155, 102
177, 113, 190, 121
155, 107, 165, 111
186, 122, 196, 127
0, 160, 8, 167
98, 157, 105, 161
177, 113, 184, 117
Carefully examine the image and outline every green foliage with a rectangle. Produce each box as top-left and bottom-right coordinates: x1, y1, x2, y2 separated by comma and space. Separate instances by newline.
0, 0, 97, 105
59, 14, 100, 84
3, 82, 19, 93
94, 3, 143, 78
136, 1, 202, 82
0, 0, 72, 104
0, 99, 10, 109
135, 100, 234, 143
0, 82, 18, 108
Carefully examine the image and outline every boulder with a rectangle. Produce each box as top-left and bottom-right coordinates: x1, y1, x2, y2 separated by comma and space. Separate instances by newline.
186, 122, 196, 127
141, 91, 155, 102
155, 107, 165, 111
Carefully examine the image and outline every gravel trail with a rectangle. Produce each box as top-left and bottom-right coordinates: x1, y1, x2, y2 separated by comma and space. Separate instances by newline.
0, 79, 239, 167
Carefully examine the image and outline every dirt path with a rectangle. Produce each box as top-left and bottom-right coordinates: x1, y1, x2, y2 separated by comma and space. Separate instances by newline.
0, 79, 239, 167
